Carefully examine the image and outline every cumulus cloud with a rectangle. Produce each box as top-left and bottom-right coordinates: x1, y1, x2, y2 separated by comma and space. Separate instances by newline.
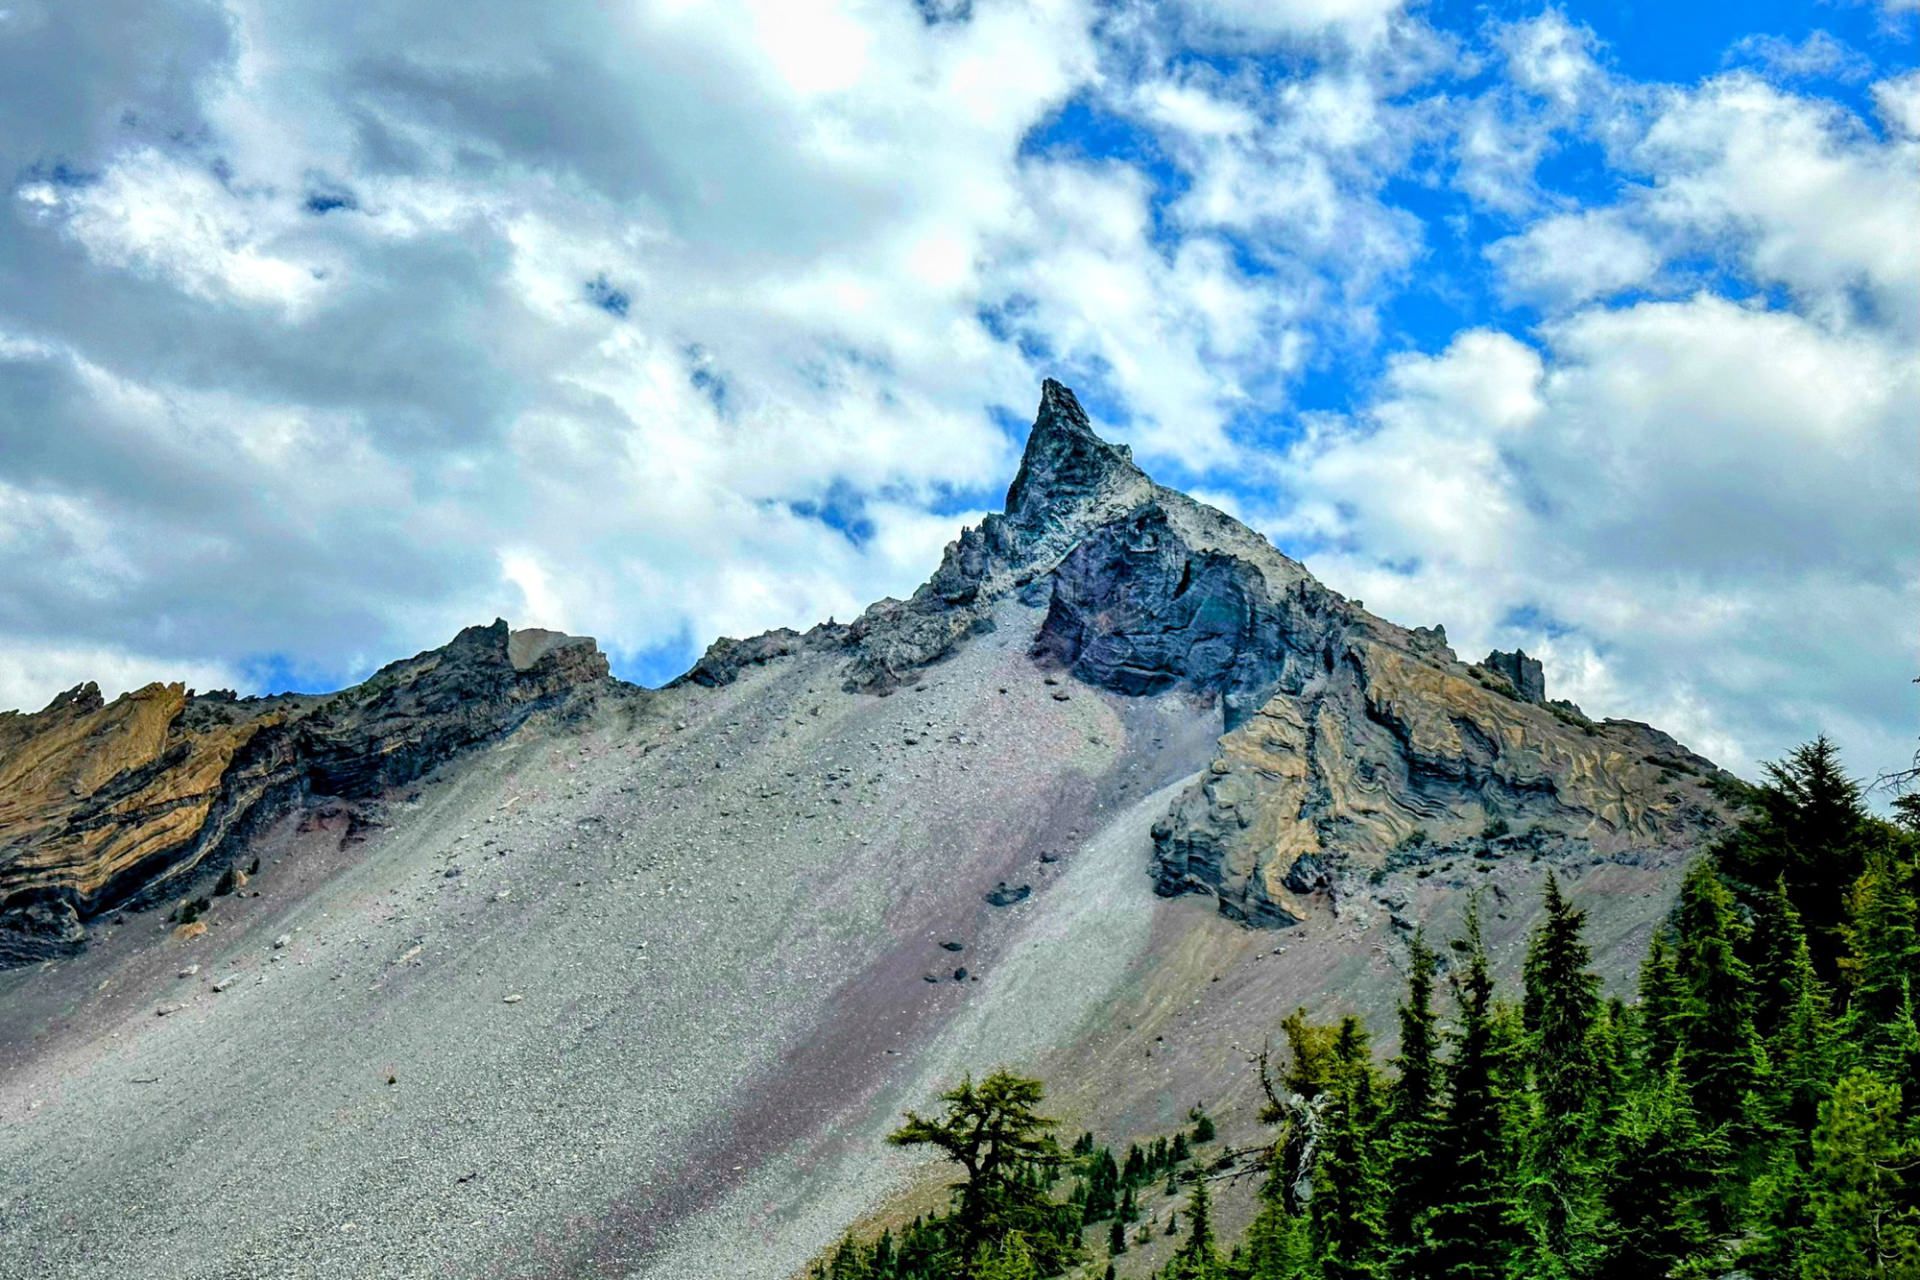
0, 0, 1910, 787
1277, 295, 1919, 776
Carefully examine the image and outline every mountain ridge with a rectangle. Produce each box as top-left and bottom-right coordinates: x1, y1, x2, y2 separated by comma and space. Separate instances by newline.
0, 381, 1731, 968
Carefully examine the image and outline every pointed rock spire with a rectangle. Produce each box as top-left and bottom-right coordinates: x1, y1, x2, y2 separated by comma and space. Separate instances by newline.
1003, 379, 1146, 528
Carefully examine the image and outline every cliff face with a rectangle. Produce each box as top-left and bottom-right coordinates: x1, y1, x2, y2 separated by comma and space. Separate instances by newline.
0, 380, 1729, 965
688, 378, 1733, 928
0, 621, 612, 966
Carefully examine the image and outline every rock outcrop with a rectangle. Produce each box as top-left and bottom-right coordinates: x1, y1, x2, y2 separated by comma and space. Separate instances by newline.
0, 380, 1733, 956
1481, 648, 1547, 704
0, 621, 613, 966
677, 380, 1733, 928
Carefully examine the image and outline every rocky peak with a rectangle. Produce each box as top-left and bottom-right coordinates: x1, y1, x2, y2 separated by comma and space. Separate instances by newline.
1003, 379, 1146, 531
1481, 648, 1547, 703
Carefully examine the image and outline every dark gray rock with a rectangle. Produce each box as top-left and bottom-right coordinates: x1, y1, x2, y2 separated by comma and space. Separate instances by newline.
1480, 649, 1546, 704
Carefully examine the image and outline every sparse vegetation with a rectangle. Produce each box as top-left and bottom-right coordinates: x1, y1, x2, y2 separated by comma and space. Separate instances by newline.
814, 738, 1920, 1280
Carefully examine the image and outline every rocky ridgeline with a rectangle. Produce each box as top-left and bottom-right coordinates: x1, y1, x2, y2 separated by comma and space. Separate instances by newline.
686, 380, 1734, 927
0, 621, 612, 966
0, 381, 1733, 962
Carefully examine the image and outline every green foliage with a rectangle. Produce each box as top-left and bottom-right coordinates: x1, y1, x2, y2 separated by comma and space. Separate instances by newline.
1422, 901, 1524, 1280
1801, 1068, 1920, 1278
885, 1071, 1078, 1277
1382, 933, 1443, 1280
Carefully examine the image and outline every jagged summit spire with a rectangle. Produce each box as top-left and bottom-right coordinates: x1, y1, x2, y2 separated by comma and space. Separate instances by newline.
1004, 378, 1145, 527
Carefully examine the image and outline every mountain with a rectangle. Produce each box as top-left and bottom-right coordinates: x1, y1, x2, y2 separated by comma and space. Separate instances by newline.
0, 382, 1731, 1280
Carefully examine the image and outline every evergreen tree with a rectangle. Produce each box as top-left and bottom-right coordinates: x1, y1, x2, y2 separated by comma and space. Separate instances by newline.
1769, 922, 1839, 1141
1517, 875, 1607, 1278
1311, 1016, 1385, 1280
1800, 1068, 1920, 1279
1671, 859, 1767, 1135
1600, 1059, 1723, 1277
1166, 1175, 1225, 1280
1634, 932, 1688, 1075
1844, 849, 1920, 1046
1423, 902, 1522, 1280
887, 1072, 1073, 1277
1242, 1194, 1314, 1280
1383, 933, 1443, 1278
1746, 876, 1809, 1039
1717, 736, 1869, 980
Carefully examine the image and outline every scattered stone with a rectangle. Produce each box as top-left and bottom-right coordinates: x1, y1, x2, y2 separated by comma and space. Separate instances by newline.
939, 941, 965, 952
211, 974, 240, 992
154, 1003, 186, 1017
983, 883, 1031, 907
502, 993, 524, 1004
953, 967, 968, 982
177, 964, 199, 978
272, 934, 291, 950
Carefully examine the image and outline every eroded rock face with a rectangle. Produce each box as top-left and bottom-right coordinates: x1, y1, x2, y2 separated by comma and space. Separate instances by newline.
662, 380, 1732, 929
1150, 635, 1730, 924
0, 621, 614, 967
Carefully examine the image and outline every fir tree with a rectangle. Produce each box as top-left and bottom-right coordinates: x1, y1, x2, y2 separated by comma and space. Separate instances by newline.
886, 1072, 1072, 1277
1717, 736, 1868, 980
1843, 849, 1920, 1045
1671, 859, 1767, 1135
1423, 902, 1522, 1280
1383, 933, 1443, 1279
1601, 1059, 1723, 1277
1166, 1175, 1224, 1280
1311, 1016, 1386, 1280
1635, 932, 1688, 1075
1517, 874, 1607, 1278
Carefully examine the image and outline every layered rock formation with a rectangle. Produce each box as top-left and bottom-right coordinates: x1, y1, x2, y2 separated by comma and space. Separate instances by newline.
686, 379, 1732, 928
1, 380, 1729, 965
0, 621, 612, 966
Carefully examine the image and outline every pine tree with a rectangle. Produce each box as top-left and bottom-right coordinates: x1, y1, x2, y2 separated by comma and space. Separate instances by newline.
1108, 1218, 1126, 1256
1717, 736, 1869, 980
1844, 849, 1920, 1046
1747, 877, 1808, 1039
1671, 859, 1767, 1136
1243, 1193, 1314, 1280
1384, 933, 1443, 1278
1634, 932, 1688, 1076
886, 1072, 1072, 1277
1312, 1016, 1385, 1280
1423, 902, 1522, 1280
1165, 1175, 1225, 1280
1800, 1067, 1920, 1278
1600, 1059, 1723, 1277
1517, 874, 1607, 1278
1769, 921, 1838, 1141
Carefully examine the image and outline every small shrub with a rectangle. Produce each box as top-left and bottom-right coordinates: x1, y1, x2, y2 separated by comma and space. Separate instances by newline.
214, 867, 238, 896
1481, 818, 1510, 840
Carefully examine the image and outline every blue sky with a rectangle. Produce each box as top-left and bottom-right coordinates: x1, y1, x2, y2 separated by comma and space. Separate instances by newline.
0, 0, 1914, 781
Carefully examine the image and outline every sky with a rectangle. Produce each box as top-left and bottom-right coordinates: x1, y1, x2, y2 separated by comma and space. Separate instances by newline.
0, 0, 1914, 783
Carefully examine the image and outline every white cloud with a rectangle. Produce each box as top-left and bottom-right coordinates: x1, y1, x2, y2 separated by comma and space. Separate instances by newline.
24, 149, 327, 312
1487, 209, 1662, 308
0, 0, 1912, 794
1276, 295, 1920, 776
1726, 30, 1872, 83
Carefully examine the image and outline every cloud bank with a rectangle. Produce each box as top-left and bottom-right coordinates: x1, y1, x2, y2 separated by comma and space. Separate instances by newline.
0, 0, 1914, 781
